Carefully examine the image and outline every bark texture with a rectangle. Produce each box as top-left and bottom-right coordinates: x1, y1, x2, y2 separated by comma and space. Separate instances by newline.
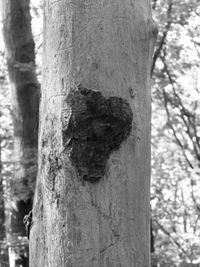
1, 0, 40, 266
30, 0, 156, 266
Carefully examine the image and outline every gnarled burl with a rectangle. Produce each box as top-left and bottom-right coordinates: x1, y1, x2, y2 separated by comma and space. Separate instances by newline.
61, 86, 133, 183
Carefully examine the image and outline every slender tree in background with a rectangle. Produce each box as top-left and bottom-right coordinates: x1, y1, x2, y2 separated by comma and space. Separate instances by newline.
30, 0, 156, 266
1, 0, 39, 266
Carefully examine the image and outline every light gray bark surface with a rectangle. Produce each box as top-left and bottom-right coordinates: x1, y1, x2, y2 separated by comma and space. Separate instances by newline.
30, 0, 156, 266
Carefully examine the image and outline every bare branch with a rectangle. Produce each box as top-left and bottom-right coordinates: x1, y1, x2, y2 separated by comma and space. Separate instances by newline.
151, 0, 173, 75
154, 219, 188, 257
162, 88, 194, 169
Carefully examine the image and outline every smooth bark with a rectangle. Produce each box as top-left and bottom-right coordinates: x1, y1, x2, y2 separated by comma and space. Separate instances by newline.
30, 0, 156, 266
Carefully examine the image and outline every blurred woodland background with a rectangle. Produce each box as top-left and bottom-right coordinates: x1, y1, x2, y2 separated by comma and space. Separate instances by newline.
0, 0, 200, 266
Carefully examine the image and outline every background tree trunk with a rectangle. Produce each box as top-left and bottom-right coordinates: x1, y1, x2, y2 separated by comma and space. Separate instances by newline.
1, 0, 39, 266
30, 0, 156, 266
0, 134, 9, 266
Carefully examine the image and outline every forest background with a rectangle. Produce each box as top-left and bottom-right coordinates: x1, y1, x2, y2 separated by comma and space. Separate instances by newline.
0, 0, 200, 266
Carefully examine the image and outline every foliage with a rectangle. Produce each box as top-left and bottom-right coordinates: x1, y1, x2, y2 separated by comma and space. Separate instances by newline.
151, 0, 200, 266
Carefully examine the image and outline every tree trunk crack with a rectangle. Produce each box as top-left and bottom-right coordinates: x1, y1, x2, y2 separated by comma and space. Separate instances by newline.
100, 238, 119, 255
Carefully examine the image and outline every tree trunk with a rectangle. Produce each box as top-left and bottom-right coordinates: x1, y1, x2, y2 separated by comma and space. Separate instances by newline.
0, 134, 9, 266
30, 0, 156, 266
1, 0, 39, 266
